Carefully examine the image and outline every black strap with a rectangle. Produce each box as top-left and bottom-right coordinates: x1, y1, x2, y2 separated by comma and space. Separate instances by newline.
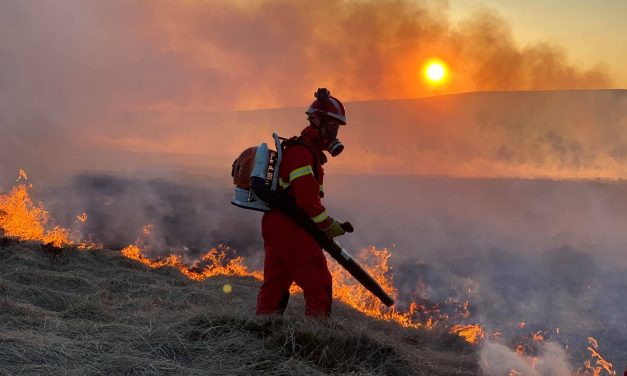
281, 136, 324, 182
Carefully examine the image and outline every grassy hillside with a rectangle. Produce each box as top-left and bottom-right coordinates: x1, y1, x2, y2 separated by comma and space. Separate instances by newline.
0, 236, 478, 376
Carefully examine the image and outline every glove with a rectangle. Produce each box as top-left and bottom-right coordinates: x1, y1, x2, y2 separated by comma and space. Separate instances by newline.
323, 219, 346, 238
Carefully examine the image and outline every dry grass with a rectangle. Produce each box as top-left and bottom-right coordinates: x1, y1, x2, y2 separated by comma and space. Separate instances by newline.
0, 237, 478, 375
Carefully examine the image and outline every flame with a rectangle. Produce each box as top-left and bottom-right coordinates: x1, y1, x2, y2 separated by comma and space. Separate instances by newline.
117, 236, 486, 342
1, 171, 620, 368
0, 171, 97, 249
449, 324, 485, 344
121, 244, 260, 280
576, 337, 616, 376
118, 237, 479, 339
0, 181, 71, 247
327, 246, 420, 327
327, 246, 475, 332
516, 344, 526, 356
17, 169, 28, 181
0, 172, 478, 343
533, 331, 545, 342
120, 226, 261, 281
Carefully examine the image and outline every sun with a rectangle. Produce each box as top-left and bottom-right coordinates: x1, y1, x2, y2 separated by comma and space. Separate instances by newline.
424, 59, 448, 84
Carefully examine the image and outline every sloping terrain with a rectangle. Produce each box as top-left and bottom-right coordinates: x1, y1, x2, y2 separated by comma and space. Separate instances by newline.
0, 237, 477, 376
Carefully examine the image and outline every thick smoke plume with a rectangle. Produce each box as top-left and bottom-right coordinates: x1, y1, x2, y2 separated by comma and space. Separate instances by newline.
0, 0, 619, 184
1, 0, 611, 111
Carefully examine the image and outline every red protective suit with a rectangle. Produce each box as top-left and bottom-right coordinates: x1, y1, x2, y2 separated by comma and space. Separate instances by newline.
256, 127, 334, 316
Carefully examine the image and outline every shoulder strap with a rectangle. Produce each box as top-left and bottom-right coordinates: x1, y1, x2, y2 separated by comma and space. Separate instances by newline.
281, 136, 324, 181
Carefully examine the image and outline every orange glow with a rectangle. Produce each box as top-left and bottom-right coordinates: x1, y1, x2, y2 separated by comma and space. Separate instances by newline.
0, 173, 482, 345
1, 171, 620, 366
121, 243, 262, 281
77, 212, 88, 223
120, 224, 262, 280
449, 324, 485, 344
0, 180, 71, 247
17, 169, 28, 182
329, 246, 421, 328
120, 234, 479, 338
0, 171, 97, 249
576, 337, 616, 376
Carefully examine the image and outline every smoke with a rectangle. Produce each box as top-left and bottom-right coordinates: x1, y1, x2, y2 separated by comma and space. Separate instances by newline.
90, 0, 612, 107
1, 1, 625, 368
0, 0, 620, 184
480, 341, 573, 376
39, 173, 264, 262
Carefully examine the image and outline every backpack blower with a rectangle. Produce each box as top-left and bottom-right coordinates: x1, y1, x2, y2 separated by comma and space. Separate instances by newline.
231, 133, 394, 307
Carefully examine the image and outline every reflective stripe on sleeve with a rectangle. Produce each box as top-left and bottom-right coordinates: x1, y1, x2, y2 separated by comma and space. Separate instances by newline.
311, 210, 329, 224
289, 165, 314, 182
279, 165, 315, 189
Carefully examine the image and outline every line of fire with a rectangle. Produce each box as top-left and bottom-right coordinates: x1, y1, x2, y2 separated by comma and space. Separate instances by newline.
0, 170, 619, 376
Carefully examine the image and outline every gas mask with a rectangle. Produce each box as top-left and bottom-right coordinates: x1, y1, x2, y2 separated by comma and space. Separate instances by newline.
311, 116, 344, 157
327, 139, 344, 157
322, 122, 344, 157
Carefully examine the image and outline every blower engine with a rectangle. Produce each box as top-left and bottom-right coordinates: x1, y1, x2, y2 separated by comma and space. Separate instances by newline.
230, 133, 282, 212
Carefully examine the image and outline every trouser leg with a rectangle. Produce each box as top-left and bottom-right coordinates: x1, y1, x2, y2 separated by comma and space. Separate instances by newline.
256, 249, 293, 315
292, 255, 333, 317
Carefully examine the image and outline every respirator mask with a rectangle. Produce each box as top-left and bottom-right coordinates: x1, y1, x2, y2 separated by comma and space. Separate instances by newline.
321, 120, 344, 157
309, 115, 344, 157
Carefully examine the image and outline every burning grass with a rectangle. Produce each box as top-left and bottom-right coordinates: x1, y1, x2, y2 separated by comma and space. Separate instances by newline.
121, 224, 480, 337
0, 171, 481, 342
0, 171, 621, 375
0, 239, 477, 375
0, 183, 71, 247
0, 173, 96, 249
120, 224, 263, 281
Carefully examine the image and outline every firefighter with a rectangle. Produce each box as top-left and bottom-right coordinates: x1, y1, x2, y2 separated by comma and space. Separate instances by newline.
256, 88, 347, 317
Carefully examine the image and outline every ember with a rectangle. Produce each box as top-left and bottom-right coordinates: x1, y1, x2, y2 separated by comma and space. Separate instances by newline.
76, 212, 88, 223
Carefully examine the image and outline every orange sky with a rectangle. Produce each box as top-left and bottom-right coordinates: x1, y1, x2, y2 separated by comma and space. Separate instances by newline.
0, 0, 618, 114
121, 0, 613, 110
1, 0, 612, 113
0, 0, 625, 182
449, 0, 627, 87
